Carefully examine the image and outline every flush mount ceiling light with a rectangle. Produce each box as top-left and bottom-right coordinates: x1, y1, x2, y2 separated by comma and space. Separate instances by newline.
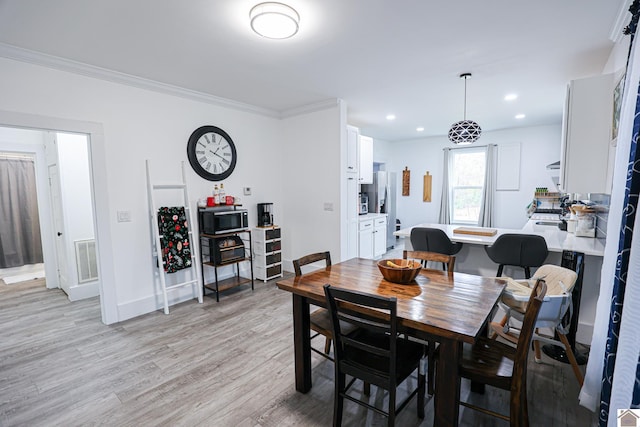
250, 2, 299, 39
448, 73, 482, 145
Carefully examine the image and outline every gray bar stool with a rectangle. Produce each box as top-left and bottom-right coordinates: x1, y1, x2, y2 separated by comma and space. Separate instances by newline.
410, 227, 463, 270
484, 233, 549, 278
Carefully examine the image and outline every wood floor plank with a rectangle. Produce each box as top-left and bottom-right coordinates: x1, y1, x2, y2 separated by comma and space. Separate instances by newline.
0, 275, 597, 426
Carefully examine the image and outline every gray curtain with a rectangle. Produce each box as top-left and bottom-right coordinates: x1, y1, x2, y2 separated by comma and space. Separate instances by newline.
478, 144, 496, 227
0, 157, 43, 268
438, 148, 451, 224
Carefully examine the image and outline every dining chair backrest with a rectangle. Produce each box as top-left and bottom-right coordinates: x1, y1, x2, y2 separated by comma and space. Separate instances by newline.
293, 251, 331, 276
514, 279, 547, 374
403, 250, 456, 277
484, 233, 548, 278
410, 227, 463, 256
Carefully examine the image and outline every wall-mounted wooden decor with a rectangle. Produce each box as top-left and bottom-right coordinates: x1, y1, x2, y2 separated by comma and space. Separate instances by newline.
423, 172, 432, 202
402, 167, 410, 196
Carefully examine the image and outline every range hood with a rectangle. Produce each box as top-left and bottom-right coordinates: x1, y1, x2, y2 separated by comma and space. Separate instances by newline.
546, 161, 560, 170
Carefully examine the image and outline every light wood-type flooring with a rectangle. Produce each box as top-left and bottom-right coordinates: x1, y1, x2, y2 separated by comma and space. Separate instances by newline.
1, 274, 597, 426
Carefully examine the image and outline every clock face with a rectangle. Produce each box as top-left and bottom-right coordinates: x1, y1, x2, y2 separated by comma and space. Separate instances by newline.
187, 126, 237, 181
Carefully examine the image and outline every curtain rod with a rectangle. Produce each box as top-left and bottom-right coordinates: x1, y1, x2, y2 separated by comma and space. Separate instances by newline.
442, 143, 497, 151
0, 153, 35, 161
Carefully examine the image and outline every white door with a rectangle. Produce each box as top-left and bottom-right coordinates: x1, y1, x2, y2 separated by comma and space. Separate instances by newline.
48, 164, 69, 294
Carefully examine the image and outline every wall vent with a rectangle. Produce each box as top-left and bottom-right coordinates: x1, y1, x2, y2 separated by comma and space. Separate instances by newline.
74, 239, 98, 283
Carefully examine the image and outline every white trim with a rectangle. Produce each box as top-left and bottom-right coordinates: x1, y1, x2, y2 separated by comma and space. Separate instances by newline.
0, 109, 118, 325
280, 99, 342, 118
0, 43, 280, 118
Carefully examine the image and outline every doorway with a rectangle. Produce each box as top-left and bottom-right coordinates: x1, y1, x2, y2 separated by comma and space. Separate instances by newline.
0, 126, 98, 301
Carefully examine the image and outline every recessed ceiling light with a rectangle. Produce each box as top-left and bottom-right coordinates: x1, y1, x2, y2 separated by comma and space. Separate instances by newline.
504, 94, 518, 101
386, 114, 396, 121
515, 114, 526, 119
416, 127, 424, 132
250, 2, 300, 39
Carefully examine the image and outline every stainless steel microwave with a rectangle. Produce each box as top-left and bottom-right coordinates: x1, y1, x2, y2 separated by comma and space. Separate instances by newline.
200, 208, 249, 235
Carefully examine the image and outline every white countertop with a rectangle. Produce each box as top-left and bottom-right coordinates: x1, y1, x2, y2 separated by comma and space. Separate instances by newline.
358, 213, 387, 221
394, 220, 605, 257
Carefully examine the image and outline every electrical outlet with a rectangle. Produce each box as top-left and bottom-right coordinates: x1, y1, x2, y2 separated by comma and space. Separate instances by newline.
323, 202, 334, 211
243, 187, 251, 196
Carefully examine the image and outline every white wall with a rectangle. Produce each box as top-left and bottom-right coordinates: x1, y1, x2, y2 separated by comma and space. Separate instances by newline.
281, 101, 344, 267
0, 56, 342, 323
384, 124, 562, 230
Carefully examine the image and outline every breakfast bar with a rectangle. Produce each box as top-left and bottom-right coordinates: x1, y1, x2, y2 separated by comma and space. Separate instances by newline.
394, 219, 605, 345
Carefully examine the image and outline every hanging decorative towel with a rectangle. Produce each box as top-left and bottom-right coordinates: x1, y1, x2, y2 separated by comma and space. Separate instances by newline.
157, 206, 192, 273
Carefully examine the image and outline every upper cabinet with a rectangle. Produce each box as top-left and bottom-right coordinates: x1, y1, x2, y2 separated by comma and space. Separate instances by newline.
559, 73, 613, 194
358, 135, 374, 184
346, 125, 359, 173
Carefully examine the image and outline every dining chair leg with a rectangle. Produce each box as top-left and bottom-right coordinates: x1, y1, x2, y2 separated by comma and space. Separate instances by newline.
558, 332, 585, 386
418, 367, 426, 419
334, 372, 345, 427
363, 382, 371, 396
388, 386, 396, 427
324, 338, 332, 354
428, 345, 436, 395
511, 377, 529, 427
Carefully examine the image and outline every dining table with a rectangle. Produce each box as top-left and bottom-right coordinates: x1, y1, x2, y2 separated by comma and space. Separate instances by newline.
276, 257, 507, 427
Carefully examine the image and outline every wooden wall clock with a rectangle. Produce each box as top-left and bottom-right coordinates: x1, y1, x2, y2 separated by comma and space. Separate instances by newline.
187, 125, 237, 181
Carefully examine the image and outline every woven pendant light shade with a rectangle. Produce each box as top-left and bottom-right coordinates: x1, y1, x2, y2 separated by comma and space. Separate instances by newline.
448, 73, 481, 145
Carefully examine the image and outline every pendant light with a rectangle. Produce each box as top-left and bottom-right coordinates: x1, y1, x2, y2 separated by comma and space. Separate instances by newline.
448, 73, 482, 145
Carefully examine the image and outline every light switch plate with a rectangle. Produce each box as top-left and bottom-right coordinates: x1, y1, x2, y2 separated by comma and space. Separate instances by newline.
117, 210, 131, 222
323, 202, 334, 211
243, 187, 251, 196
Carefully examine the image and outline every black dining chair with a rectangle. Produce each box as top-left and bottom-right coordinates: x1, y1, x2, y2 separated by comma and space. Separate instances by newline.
410, 227, 462, 270
324, 284, 425, 427
484, 234, 548, 278
293, 251, 337, 360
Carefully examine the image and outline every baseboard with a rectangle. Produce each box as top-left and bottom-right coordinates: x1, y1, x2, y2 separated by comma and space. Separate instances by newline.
67, 281, 99, 301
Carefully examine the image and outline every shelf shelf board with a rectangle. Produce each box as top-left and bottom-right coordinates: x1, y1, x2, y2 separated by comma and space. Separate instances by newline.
204, 276, 252, 293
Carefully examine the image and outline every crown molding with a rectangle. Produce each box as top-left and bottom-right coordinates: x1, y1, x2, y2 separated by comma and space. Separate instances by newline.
610, 0, 633, 42
0, 42, 281, 118
280, 98, 342, 118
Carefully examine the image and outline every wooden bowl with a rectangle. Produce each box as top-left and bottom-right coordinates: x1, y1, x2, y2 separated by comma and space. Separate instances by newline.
377, 259, 421, 284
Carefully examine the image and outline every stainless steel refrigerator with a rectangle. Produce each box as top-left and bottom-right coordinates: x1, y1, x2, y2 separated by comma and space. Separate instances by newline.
363, 171, 397, 250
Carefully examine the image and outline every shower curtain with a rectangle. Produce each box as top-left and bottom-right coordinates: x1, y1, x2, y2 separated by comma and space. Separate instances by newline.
0, 156, 43, 268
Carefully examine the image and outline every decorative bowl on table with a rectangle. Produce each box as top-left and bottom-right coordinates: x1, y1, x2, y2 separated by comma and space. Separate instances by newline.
377, 259, 422, 284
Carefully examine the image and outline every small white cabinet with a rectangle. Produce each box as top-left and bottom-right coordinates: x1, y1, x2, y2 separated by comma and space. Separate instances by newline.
559, 73, 613, 194
359, 135, 373, 184
252, 226, 283, 282
373, 216, 387, 257
358, 215, 387, 259
346, 174, 359, 260
358, 219, 374, 259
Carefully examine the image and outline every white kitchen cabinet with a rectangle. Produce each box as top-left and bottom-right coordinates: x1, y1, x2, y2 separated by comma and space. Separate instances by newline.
358, 219, 374, 259
559, 73, 613, 194
346, 174, 359, 260
346, 125, 359, 173
373, 216, 387, 257
358, 135, 373, 184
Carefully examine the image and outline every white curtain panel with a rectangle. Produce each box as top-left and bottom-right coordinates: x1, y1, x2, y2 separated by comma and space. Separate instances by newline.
478, 144, 496, 227
438, 148, 451, 224
579, 32, 640, 417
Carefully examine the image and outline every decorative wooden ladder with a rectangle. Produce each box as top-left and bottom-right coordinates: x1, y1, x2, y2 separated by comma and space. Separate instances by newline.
146, 160, 203, 314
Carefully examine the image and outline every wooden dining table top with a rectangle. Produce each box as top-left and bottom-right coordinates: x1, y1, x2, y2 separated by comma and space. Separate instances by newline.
276, 257, 507, 344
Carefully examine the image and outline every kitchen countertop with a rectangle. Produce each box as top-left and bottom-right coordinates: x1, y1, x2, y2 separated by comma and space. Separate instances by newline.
358, 213, 387, 221
394, 219, 605, 257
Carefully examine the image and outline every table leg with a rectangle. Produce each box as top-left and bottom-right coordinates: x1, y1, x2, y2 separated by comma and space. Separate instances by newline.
292, 294, 311, 392
434, 339, 461, 427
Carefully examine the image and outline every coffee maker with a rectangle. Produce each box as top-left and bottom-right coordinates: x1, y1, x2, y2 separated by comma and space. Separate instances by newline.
257, 203, 274, 227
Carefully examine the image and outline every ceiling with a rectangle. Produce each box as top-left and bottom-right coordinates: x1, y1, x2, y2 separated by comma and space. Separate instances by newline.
0, 0, 629, 141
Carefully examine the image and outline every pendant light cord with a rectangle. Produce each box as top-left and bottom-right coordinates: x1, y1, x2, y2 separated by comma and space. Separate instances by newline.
463, 75, 468, 120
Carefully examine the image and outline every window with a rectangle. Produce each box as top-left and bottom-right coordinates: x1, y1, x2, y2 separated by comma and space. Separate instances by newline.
450, 148, 486, 224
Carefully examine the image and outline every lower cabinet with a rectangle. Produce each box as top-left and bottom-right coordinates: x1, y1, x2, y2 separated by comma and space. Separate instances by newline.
358, 219, 374, 259
252, 226, 283, 282
358, 216, 387, 259
373, 216, 387, 257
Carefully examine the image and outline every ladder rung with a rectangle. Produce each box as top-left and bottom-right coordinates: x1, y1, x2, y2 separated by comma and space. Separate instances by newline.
153, 184, 186, 190
165, 279, 199, 290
